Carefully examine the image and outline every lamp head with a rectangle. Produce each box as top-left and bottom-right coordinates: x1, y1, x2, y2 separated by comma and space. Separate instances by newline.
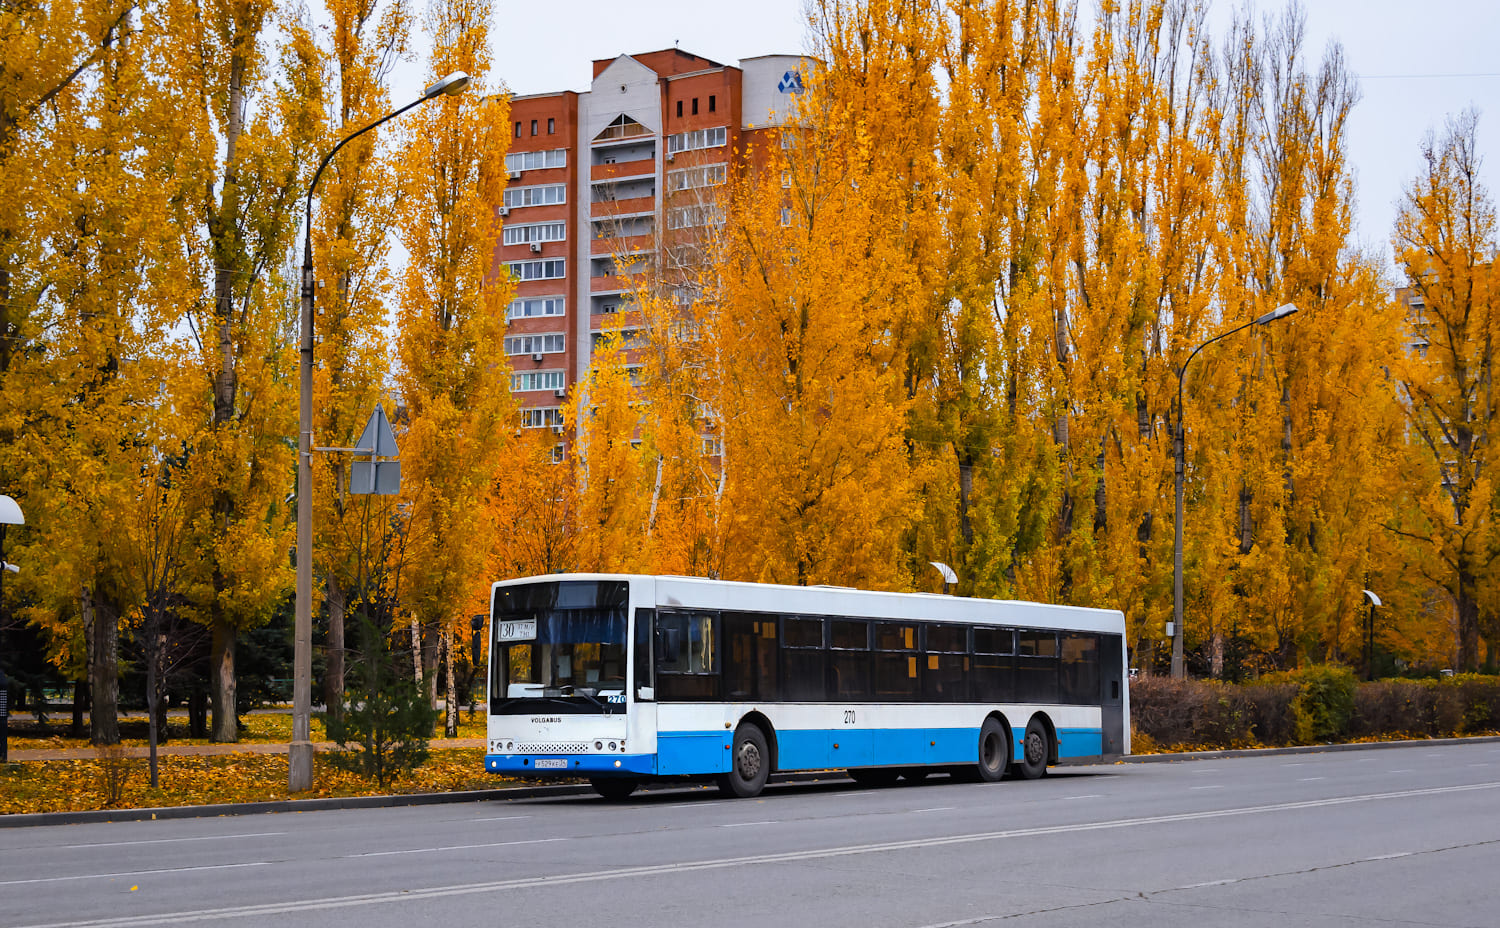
424, 72, 471, 99
1254, 302, 1299, 326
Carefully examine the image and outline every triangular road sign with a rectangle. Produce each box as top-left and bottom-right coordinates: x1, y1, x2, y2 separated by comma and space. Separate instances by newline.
355, 404, 399, 458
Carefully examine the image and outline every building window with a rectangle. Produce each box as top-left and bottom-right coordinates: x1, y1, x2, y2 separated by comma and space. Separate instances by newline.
505, 149, 567, 172
547, 117, 555, 134
595, 114, 649, 142
530, 119, 538, 136
667, 126, 727, 154
668, 204, 723, 230
514, 122, 521, 138
507, 296, 566, 320
503, 184, 567, 208
692, 97, 698, 115
507, 259, 567, 281
551, 443, 565, 464
521, 407, 565, 428
667, 164, 727, 191
511, 370, 566, 392
709, 94, 716, 113
502, 221, 567, 246
676, 100, 683, 118
505, 333, 567, 355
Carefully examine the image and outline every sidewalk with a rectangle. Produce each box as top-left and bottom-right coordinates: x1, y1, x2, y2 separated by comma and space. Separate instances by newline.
7, 738, 485, 762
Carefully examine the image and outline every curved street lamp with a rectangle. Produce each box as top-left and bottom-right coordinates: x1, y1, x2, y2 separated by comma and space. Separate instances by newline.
1170, 303, 1299, 680
290, 72, 470, 792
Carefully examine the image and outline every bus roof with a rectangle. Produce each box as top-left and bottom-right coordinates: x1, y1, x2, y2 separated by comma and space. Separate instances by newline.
492, 573, 1125, 635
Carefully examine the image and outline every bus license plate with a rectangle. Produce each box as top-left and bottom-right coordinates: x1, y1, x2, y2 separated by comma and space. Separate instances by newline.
534, 758, 567, 769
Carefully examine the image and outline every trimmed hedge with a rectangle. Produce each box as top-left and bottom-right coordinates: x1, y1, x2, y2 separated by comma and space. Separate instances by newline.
1131, 672, 1500, 751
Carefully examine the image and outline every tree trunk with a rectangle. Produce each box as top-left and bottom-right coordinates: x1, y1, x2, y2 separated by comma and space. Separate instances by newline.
146, 639, 160, 788
70, 680, 87, 737
410, 614, 424, 690
1456, 559, 1481, 673
85, 585, 120, 745
444, 626, 457, 738
324, 573, 347, 722
187, 685, 207, 738
209, 621, 237, 742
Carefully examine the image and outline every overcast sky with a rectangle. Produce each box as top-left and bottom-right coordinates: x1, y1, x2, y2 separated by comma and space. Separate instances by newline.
406, 0, 1500, 281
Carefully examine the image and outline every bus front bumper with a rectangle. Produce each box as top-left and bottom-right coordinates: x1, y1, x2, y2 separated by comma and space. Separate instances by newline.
486, 753, 656, 776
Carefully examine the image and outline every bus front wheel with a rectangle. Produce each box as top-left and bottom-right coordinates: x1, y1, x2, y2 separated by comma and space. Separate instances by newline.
975, 717, 1008, 782
591, 777, 639, 800
718, 723, 770, 798
1015, 718, 1050, 780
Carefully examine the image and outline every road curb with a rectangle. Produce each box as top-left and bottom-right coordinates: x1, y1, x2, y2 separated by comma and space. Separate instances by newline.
7, 736, 1500, 828
1096, 733, 1500, 765
0, 771, 843, 829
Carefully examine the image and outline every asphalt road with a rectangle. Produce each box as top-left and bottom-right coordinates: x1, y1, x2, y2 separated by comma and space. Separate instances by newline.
5, 741, 1500, 928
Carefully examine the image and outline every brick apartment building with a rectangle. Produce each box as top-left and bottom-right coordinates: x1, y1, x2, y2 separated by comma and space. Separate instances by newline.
499, 49, 810, 453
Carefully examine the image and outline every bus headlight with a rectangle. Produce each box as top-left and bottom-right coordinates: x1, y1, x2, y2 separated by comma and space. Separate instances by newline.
614, 760, 622, 768
608, 742, 616, 751
595, 741, 603, 750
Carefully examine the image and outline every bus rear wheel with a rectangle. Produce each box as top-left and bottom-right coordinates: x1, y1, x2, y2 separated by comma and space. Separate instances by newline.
718, 723, 770, 798
975, 717, 1008, 782
591, 777, 639, 800
1014, 718, 1050, 780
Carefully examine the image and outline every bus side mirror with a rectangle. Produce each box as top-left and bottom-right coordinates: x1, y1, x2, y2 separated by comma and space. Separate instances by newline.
471, 615, 486, 631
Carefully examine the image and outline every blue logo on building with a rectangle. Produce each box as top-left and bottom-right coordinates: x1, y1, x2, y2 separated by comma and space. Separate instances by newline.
778, 70, 804, 94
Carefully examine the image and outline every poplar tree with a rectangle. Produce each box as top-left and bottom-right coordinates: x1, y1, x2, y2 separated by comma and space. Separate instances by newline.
393, 0, 511, 727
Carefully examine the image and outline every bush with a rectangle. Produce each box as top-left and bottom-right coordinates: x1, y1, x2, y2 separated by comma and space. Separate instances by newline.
1133, 671, 1500, 752
1288, 665, 1357, 744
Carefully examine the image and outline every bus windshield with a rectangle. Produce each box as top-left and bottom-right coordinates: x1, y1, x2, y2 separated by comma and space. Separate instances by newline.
491, 580, 629, 714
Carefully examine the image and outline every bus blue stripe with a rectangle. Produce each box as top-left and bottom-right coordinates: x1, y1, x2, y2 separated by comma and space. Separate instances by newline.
486, 726, 1106, 780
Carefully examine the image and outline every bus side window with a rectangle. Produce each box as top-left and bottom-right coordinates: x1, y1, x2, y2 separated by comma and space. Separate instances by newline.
655, 611, 720, 701
634, 608, 654, 700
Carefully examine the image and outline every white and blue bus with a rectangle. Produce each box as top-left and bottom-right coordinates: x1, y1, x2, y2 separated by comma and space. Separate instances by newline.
481, 574, 1128, 799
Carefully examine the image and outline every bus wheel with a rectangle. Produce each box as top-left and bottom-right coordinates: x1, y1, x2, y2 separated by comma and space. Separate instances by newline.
848, 768, 900, 787
591, 777, 639, 800
718, 723, 770, 798
1016, 718, 1050, 780
976, 717, 1008, 782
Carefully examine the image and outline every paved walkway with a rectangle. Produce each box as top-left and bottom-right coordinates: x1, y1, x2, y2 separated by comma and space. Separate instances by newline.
7, 738, 484, 762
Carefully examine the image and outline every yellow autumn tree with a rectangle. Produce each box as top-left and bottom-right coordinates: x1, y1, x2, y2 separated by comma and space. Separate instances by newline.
3, 12, 194, 741
168, 0, 324, 740
709, 112, 915, 588
310, 0, 410, 719
1390, 110, 1499, 673
393, 0, 512, 730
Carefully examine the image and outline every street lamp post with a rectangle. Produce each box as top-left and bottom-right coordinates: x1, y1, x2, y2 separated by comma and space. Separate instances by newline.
1171, 303, 1299, 680
290, 71, 470, 792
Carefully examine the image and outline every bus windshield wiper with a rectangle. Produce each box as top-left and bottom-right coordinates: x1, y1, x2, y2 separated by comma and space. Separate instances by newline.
560, 685, 606, 711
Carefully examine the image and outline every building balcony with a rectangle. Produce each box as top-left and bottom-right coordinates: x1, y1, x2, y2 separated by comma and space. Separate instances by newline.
591, 195, 655, 218
591, 233, 655, 257
591, 157, 654, 182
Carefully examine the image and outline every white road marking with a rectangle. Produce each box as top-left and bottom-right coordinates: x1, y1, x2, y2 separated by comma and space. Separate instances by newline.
1057, 795, 1102, 801
1389, 769, 1413, 774
55, 833, 287, 851
1181, 878, 1237, 888
910, 807, 956, 813
19, 780, 1500, 928
1280, 763, 1305, 767
1364, 852, 1412, 861
0, 862, 269, 887
468, 815, 531, 822
345, 837, 566, 858
1299, 777, 1327, 782
1190, 785, 1224, 790
719, 821, 778, 828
